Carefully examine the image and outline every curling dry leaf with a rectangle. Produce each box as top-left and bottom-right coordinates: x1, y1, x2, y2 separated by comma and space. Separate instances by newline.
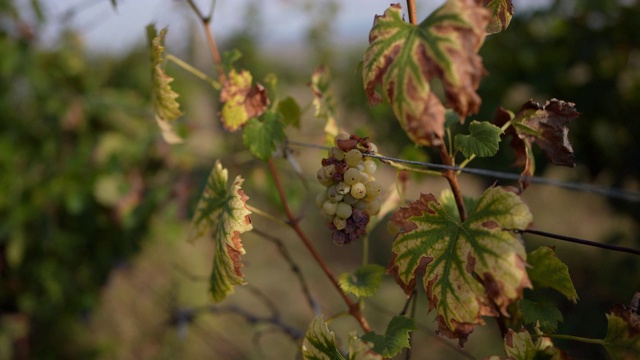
309, 65, 338, 144
147, 24, 183, 144
362, 0, 489, 146
220, 69, 269, 132
483, 0, 514, 34
388, 187, 532, 346
604, 303, 640, 360
188, 161, 252, 302
496, 99, 580, 190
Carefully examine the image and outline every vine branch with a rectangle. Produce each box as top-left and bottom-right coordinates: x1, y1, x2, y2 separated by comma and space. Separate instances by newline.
407, 0, 418, 25
268, 158, 371, 333
437, 141, 467, 222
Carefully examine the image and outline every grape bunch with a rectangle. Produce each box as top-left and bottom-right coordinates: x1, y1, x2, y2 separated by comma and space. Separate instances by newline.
316, 134, 382, 245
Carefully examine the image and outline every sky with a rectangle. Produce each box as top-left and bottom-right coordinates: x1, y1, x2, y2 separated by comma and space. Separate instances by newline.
26, 0, 551, 55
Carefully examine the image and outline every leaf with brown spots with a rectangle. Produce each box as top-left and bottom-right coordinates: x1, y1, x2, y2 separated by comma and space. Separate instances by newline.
220, 69, 269, 132
362, 0, 490, 146
604, 297, 640, 360
486, 328, 568, 360
496, 99, 579, 190
388, 187, 532, 346
483, 0, 515, 34
188, 161, 253, 302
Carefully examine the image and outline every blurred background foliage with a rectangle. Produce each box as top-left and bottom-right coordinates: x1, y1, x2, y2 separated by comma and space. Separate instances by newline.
0, 0, 638, 359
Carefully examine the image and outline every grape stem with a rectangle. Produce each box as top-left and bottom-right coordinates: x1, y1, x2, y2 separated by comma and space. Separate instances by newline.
437, 142, 467, 222
268, 158, 372, 333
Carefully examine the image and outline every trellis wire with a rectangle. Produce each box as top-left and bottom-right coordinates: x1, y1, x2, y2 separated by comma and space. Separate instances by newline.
285, 140, 640, 203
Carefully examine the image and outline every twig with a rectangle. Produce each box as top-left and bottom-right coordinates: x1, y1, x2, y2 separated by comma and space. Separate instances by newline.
407, 0, 418, 25
437, 142, 467, 221
184, 0, 225, 81
253, 228, 320, 315
268, 158, 372, 332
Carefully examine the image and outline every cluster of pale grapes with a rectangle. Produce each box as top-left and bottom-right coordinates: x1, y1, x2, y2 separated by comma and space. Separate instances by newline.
316, 134, 382, 245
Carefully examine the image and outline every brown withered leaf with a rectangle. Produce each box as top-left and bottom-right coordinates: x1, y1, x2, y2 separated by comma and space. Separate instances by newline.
483, 0, 515, 34
219, 69, 269, 132
497, 99, 580, 190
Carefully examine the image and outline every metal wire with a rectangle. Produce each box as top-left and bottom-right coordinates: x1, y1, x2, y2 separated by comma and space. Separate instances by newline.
285, 140, 640, 203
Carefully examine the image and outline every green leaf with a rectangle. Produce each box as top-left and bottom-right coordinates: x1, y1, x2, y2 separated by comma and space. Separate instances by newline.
188, 161, 253, 302
362, 1, 490, 146
339, 264, 385, 298
348, 332, 383, 360
146, 24, 183, 144
388, 187, 532, 345
309, 65, 338, 145
487, 328, 565, 360
302, 316, 345, 360
527, 246, 578, 303
361, 316, 415, 357
222, 49, 242, 71
278, 96, 301, 129
220, 69, 270, 131
604, 304, 640, 360
483, 0, 514, 34
520, 299, 563, 334
454, 120, 502, 158
242, 111, 286, 161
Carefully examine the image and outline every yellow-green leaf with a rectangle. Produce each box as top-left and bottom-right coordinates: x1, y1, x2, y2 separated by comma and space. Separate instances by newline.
487, 328, 566, 360
146, 24, 183, 144
220, 69, 269, 132
527, 246, 578, 303
188, 161, 253, 302
483, 0, 515, 34
309, 65, 338, 145
388, 187, 532, 345
348, 332, 383, 360
363, 1, 490, 146
360, 316, 415, 357
339, 264, 385, 298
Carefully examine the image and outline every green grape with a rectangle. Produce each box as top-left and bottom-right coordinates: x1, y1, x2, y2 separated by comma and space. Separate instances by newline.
342, 193, 358, 205
316, 168, 333, 187
322, 200, 337, 216
336, 202, 353, 219
363, 159, 377, 174
365, 181, 382, 200
316, 191, 328, 208
368, 143, 378, 154
359, 171, 371, 183
333, 216, 347, 230
343, 168, 361, 185
353, 200, 367, 210
327, 185, 343, 202
323, 164, 336, 178
330, 146, 345, 160
336, 181, 351, 195
335, 133, 349, 145
364, 198, 381, 216
351, 182, 366, 199
345, 149, 363, 167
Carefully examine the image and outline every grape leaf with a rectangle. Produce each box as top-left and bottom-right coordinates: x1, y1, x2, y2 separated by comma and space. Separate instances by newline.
348, 332, 384, 360
483, 0, 514, 34
278, 96, 301, 129
339, 264, 385, 298
604, 303, 640, 360
496, 99, 580, 190
388, 187, 532, 345
146, 24, 183, 144
455, 120, 502, 158
188, 161, 253, 302
527, 246, 578, 303
242, 111, 286, 161
220, 69, 269, 132
361, 316, 415, 357
309, 65, 338, 145
302, 316, 345, 360
362, 1, 490, 146
487, 328, 566, 360
520, 299, 563, 334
